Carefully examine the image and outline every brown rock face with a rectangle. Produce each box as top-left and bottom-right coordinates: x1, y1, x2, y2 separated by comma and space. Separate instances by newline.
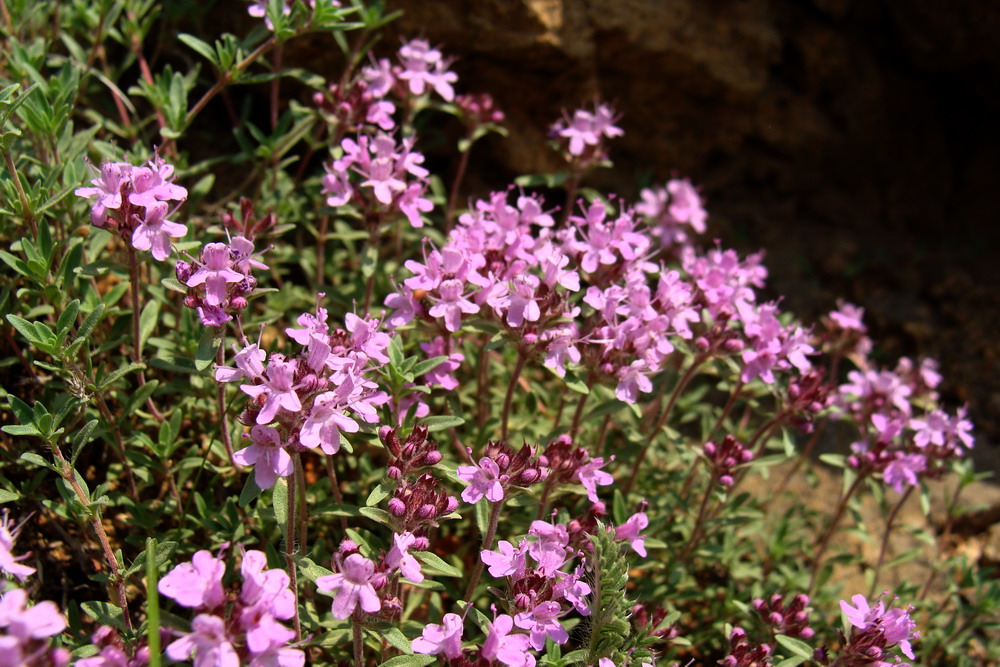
385, 0, 1000, 473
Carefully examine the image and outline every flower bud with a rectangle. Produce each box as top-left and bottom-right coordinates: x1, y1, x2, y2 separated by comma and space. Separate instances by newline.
417, 504, 437, 519
695, 336, 711, 351
412, 536, 430, 551
518, 468, 539, 485
388, 498, 406, 517
370, 573, 387, 590
387, 466, 402, 480
339, 539, 359, 555
421, 450, 443, 467
230, 296, 248, 311
175, 260, 193, 282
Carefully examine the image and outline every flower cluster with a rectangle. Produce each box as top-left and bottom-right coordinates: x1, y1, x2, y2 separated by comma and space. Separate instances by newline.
704, 436, 754, 487
473, 519, 591, 651
75, 154, 187, 261
537, 434, 614, 503
752, 593, 814, 639
839, 593, 918, 666
217, 307, 390, 488
457, 440, 546, 504
0, 512, 34, 581
549, 102, 623, 164
0, 588, 69, 667
635, 178, 708, 252
719, 626, 772, 667
76, 626, 151, 667
159, 549, 304, 666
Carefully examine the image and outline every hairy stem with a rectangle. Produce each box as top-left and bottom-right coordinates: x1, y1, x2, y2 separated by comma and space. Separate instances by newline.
2, 149, 37, 238
215, 345, 236, 466
500, 349, 527, 441
445, 137, 473, 230
126, 246, 163, 421
463, 500, 503, 603
809, 473, 865, 594
569, 391, 589, 440
51, 443, 132, 631
284, 467, 302, 640
869, 486, 913, 598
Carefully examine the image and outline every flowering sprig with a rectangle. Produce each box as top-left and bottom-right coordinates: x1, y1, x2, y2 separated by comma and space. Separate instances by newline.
838, 593, 919, 666
75, 154, 187, 262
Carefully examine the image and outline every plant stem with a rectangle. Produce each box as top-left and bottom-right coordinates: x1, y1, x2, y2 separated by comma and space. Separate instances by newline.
184, 37, 277, 128
315, 214, 328, 287
284, 467, 302, 640
445, 138, 473, 230
215, 345, 236, 465
569, 391, 589, 440
126, 246, 163, 421
678, 476, 717, 562
51, 442, 132, 631
325, 454, 349, 533
146, 537, 162, 667
624, 354, 705, 495
868, 486, 913, 598
463, 500, 503, 603
919, 480, 964, 602
352, 613, 364, 667
809, 473, 865, 594
2, 149, 37, 238
500, 349, 527, 441
707, 380, 743, 441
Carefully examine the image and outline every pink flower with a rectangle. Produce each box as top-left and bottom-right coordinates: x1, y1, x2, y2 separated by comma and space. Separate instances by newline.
456, 456, 505, 504
165, 614, 238, 667
158, 550, 226, 610
882, 453, 926, 494
385, 532, 423, 583
299, 380, 360, 455
0, 515, 35, 581
316, 554, 381, 619
514, 601, 568, 650
187, 243, 245, 306
481, 540, 528, 578
233, 426, 293, 490
241, 356, 302, 424
397, 39, 458, 101
412, 612, 464, 659
131, 201, 186, 261
0, 588, 67, 640
577, 456, 613, 503
615, 511, 649, 557
482, 614, 535, 667
75, 161, 131, 225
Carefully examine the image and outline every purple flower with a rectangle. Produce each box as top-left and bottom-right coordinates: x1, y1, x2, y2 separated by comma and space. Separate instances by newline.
397, 39, 458, 101
128, 159, 187, 209
0, 588, 67, 640
527, 521, 570, 576
615, 510, 649, 557
412, 612, 464, 659
482, 613, 535, 667
882, 453, 926, 494
385, 532, 423, 583
75, 160, 131, 225
241, 355, 302, 424
131, 201, 186, 261
165, 614, 238, 667
514, 601, 568, 650
316, 553, 381, 619
158, 550, 226, 610
429, 279, 479, 332
299, 379, 360, 455
233, 426, 293, 490
0, 514, 35, 581
481, 540, 528, 578
215, 342, 267, 384
456, 456, 505, 504
577, 456, 613, 502
187, 243, 245, 306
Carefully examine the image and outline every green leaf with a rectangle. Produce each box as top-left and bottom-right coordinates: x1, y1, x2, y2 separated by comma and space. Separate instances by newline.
380, 626, 413, 654
411, 355, 449, 377
421, 415, 465, 433
296, 556, 335, 583
366, 483, 389, 507
76, 303, 105, 340
125, 540, 178, 578
70, 419, 99, 464
161, 277, 189, 294
0, 489, 20, 503
138, 300, 160, 357
96, 362, 145, 391
775, 634, 814, 659
177, 33, 219, 66
361, 243, 378, 279
387, 334, 403, 368
56, 299, 81, 335
358, 507, 391, 525
195, 327, 221, 372
273, 478, 289, 538
20, 452, 57, 472
239, 474, 262, 508
412, 551, 462, 577
6, 314, 40, 344
377, 654, 436, 667
80, 601, 124, 632
2, 424, 41, 436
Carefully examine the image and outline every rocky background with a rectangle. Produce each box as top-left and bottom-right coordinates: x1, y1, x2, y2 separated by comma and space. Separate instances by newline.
378, 0, 1000, 476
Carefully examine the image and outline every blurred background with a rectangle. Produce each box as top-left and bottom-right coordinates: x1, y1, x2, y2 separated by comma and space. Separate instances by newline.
374, 0, 1000, 476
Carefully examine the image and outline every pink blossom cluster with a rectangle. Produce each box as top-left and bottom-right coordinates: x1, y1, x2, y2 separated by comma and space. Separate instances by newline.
216, 307, 390, 489
839, 593, 918, 666
158, 549, 304, 666
316, 533, 432, 620
719, 626, 772, 667
0, 513, 35, 581
752, 593, 815, 639
76, 626, 151, 667
635, 178, 708, 251
74, 154, 187, 261
456, 440, 546, 504
247, 0, 339, 30
0, 588, 69, 667
322, 132, 433, 228
703, 436, 754, 487
829, 307, 974, 493
175, 232, 268, 328
537, 434, 614, 503
549, 102, 623, 163
473, 520, 592, 651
